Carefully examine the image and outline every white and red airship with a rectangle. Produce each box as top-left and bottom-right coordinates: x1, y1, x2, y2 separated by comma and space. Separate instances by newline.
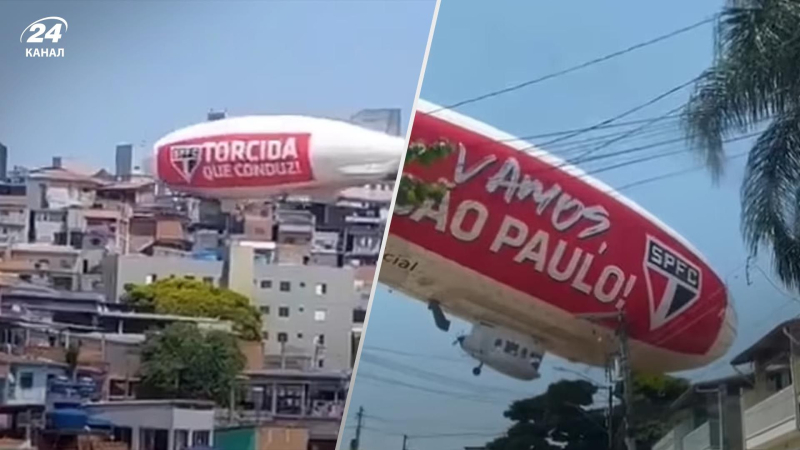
154, 115, 404, 201
380, 99, 737, 380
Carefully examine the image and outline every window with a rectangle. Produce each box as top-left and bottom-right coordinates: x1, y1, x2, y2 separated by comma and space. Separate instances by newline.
315, 283, 327, 295
174, 430, 189, 450
504, 341, 520, 357
19, 372, 33, 390
259, 306, 270, 315
185, 275, 195, 280
314, 310, 327, 322
192, 431, 210, 447
298, 306, 305, 313
280, 281, 291, 292
297, 333, 304, 339
317, 334, 325, 346
260, 280, 272, 289
494, 339, 503, 348
262, 331, 269, 340
113, 427, 132, 446
279, 307, 290, 318
353, 309, 366, 323
318, 358, 325, 368
277, 332, 288, 343
145, 274, 157, 284
300, 282, 306, 288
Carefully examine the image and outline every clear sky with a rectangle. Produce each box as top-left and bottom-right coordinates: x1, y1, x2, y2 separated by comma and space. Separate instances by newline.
341, 1, 797, 450
0, 0, 436, 171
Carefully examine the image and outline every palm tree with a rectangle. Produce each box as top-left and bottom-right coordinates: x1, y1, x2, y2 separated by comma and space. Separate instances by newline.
684, 0, 800, 291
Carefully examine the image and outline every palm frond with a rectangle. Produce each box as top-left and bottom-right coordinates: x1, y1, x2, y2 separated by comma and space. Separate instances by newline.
741, 107, 800, 291
684, 1, 800, 178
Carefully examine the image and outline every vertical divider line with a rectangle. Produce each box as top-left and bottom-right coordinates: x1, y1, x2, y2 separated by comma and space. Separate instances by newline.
334, 0, 444, 448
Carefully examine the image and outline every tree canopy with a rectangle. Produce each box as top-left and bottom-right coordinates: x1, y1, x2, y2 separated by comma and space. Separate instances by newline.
395, 141, 453, 207
123, 278, 262, 341
486, 373, 689, 450
138, 323, 245, 406
683, 1, 800, 291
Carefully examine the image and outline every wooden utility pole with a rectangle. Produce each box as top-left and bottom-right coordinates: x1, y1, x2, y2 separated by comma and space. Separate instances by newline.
350, 406, 364, 450
577, 312, 636, 450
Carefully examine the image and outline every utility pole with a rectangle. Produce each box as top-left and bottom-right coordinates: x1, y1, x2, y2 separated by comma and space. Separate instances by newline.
606, 362, 614, 450
402, 434, 408, 450
350, 406, 364, 450
616, 313, 636, 450
576, 312, 636, 450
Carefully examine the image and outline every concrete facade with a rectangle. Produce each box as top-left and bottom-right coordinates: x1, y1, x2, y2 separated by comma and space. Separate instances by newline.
104, 252, 363, 371
252, 264, 360, 372
86, 400, 215, 450
102, 254, 223, 302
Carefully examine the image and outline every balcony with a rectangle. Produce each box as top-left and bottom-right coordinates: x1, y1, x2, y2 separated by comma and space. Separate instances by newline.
744, 385, 798, 449
682, 422, 712, 450
653, 427, 678, 450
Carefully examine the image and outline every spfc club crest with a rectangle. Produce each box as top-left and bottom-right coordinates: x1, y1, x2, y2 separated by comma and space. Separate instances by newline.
643, 235, 702, 330
169, 145, 201, 183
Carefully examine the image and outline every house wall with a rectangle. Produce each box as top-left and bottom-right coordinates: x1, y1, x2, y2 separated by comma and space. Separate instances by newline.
86, 404, 215, 450
5, 364, 65, 406
216, 427, 256, 450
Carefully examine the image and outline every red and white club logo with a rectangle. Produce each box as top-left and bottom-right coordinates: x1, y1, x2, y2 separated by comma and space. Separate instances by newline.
643, 236, 703, 330
169, 145, 202, 183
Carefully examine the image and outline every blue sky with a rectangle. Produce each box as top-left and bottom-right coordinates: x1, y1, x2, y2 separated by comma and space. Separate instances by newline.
0, 0, 436, 171
341, 1, 798, 450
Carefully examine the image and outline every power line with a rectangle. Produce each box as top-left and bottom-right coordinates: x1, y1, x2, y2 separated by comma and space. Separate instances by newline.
356, 371, 512, 406
615, 151, 748, 192
363, 345, 468, 362
429, 15, 718, 113
538, 77, 699, 148
359, 351, 529, 398
498, 113, 683, 143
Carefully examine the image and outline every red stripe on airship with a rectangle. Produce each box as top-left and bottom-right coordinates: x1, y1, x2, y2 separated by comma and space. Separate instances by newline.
156, 133, 314, 189
390, 111, 727, 356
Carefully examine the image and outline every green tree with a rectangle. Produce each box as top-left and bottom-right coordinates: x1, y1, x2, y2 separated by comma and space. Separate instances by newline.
625, 373, 691, 450
486, 373, 689, 450
123, 278, 262, 341
138, 323, 245, 406
395, 141, 453, 207
487, 379, 608, 450
683, 1, 800, 290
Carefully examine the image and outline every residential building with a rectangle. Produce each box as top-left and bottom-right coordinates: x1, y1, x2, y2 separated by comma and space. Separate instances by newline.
85, 400, 215, 450
102, 254, 223, 302
251, 264, 361, 371
0, 184, 29, 246
653, 374, 749, 450
105, 246, 364, 371
0, 243, 81, 291
26, 160, 105, 212
653, 319, 800, 450
731, 320, 800, 450
237, 370, 349, 419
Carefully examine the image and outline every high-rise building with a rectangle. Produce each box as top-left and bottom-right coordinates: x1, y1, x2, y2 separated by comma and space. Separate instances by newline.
115, 143, 133, 181
0, 142, 8, 181
350, 108, 402, 136
207, 110, 226, 121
